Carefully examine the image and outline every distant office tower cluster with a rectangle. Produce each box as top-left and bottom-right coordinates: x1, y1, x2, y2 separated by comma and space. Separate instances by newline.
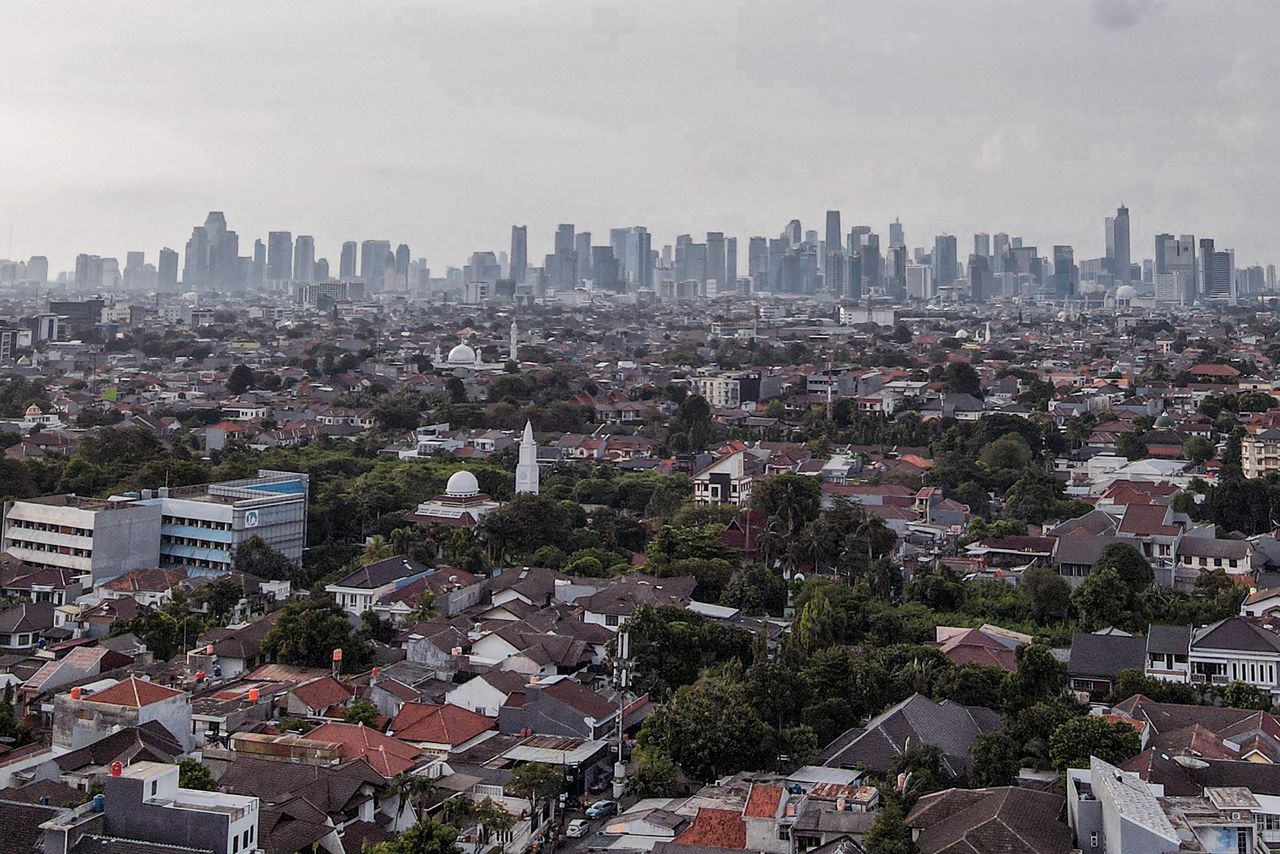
27, 202, 1265, 307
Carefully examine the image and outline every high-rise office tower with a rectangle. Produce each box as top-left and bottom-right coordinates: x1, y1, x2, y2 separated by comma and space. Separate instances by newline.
315, 258, 330, 282
361, 240, 393, 291
574, 232, 592, 282
973, 233, 990, 258
706, 232, 726, 291
250, 240, 266, 289
26, 256, 48, 284
748, 237, 767, 293
886, 245, 908, 301
969, 254, 992, 302
859, 233, 882, 295
1052, 245, 1076, 299
993, 233, 1010, 274
785, 219, 802, 248
1106, 205, 1131, 282
590, 246, 619, 291
510, 226, 528, 284
395, 244, 411, 290
157, 248, 178, 291
339, 241, 358, 280
293, 235, 316, 284
181, 227, 207, 288
551, 224, 576, 289
267, 231, 293, 282
932, 235, 958, 293
825, 211, 842, 253
889, 218, 905, 249
1154, 233, 1175, 275
845, 251, 863, 302
123, 252, 145, 289
725, 237, 737, 293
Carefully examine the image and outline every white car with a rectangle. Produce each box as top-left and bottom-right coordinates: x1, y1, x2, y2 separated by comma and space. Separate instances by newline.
566, 819, 591, 838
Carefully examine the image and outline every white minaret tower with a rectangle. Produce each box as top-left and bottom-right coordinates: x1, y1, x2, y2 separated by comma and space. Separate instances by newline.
509, 319, 519, 364
515, 419, 539, 495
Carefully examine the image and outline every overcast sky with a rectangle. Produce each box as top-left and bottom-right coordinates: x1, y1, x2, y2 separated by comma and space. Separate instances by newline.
3, 0, 1278, 274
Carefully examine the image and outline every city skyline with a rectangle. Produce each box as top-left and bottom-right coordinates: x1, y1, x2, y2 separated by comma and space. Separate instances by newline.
4, 1, 1279, 272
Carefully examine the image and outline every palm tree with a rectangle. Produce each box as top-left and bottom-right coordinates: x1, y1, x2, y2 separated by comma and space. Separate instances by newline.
408, 590, 438, 624
393, 771, 439, 824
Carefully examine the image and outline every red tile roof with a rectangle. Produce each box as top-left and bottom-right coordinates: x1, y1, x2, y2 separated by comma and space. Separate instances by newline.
389, 702, 494, 747
305, 722, 421, 778
83, 677, 185, 708
673, 808, 747, 849
743, 784, 783, 819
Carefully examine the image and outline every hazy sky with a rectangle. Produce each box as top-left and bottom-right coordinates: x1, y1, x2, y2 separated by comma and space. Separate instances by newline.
3, 0, 1278, 274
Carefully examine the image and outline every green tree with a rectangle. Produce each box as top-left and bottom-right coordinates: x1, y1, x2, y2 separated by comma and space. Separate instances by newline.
718, 563, 787, 616
367, 816, 460, 854
1020, 565, 1071, 624
196, 578, 243, 621
0, 683, 18, 742
1108, 669, 1198, 705
345, 699, 381, 727
408, 590, 438, 624
978, 433, 1032, 474
1222, 680, 1273, 711
1182, 436, 1215, 466
233, 536, 298, 582
1048, 715, 1141, 772
1093, 543, 1153, 596
1115, 431, 1148, 461
1071, 568, 1131, 632
969, 731, 1020, 787
1003, 644, 1066, 711
751, 473, 822, 536
507, 762, 563, 835
619, 606, 753, 700
262, 597, 372, 671
227, 364, 255, 395
941, 362, 982, 397
392, 771, 440, 823
178, 758, 216, 791
627, 746, 681, 798
638, 673, 773, 782
862, 800, 917, 854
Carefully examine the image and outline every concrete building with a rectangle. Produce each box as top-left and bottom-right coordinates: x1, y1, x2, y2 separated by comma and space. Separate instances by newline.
690, 369, 781, 409
1243, 428, 1280, 479
52, 676, 193, 751
2, 471, 307, 586
2, 495, 162, 586
138, 470, 309, 572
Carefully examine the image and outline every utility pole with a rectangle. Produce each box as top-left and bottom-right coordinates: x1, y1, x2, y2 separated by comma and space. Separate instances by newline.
612, 630, 630, 799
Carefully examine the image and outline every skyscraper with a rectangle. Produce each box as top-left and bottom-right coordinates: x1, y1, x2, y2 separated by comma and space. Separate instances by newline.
251, 240, 266, 289
157, 248, 178, 291
395, 244, 411, 291
26, 256, 48, 284
785, 219, 802, 248
748, 237, 767, 293
361, 240, 392, 291
889, 218, 905, 249
825, 210, 842, 253
267, 231, 293, 282
725, 237, 737, 294
550, 224, 576, 289
510, 225, 528, 284
1052, 245, 1076, 299
293, 235, 316, 284
886, 245, 907, 302
969, 254, 991, 302
932, 235, 958, 293
706, 232, 726, 291
993, 233, 1010, 274
339, 241, 358, 280
574, 232, 592, 282
973, 233, 990, 258
1154, 233, 1175, 275
1106, 205, 1131, 282
123, 251, 145, 289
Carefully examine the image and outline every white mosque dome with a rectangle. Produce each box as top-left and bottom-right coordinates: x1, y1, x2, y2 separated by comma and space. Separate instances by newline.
447, 343, 477, 364
446, 470, 480, 498
1116, 284, 1140, 300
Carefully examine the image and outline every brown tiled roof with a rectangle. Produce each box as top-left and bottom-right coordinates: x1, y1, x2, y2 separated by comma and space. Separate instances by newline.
389, 702, 494, 746
673, 808, 747, 849
83, 677, 185, 708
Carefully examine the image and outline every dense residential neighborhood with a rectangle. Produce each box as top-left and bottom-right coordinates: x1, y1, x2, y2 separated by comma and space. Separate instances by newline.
2, 284, 1280, 854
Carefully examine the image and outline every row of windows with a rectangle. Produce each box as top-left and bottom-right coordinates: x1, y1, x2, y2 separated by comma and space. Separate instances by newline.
162, 534, 230, 551
163, 515, 231, 531
6, 537, 90, 558
6, 519, 92, 538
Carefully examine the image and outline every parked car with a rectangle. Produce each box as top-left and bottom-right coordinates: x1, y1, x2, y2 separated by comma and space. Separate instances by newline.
585, 800, 618, 820
566, 819, 590, 838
